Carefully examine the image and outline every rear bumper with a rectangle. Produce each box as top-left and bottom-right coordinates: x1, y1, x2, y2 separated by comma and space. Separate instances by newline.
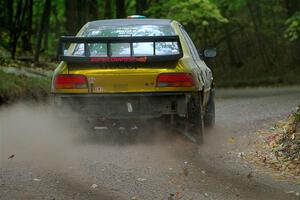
52, 92, 191, 119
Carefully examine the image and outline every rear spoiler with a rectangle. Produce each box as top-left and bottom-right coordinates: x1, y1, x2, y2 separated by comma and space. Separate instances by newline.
57, 35, 183, 63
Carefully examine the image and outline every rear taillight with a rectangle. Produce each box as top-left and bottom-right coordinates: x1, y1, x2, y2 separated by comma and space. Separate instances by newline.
156, 73, 194, 87
55, 74, 88, 89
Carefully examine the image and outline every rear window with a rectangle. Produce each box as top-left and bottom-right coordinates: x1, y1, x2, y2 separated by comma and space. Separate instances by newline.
72, 25, 179, 57
83, 25, 175, 37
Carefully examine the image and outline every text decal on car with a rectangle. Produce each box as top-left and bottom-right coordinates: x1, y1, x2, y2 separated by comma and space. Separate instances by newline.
89, 57, 147, 63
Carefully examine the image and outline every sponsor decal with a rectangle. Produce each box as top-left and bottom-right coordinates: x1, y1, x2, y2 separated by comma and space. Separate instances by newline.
88, 76, 96, 83
94, 86, 104, 92
90, 57, 147, 62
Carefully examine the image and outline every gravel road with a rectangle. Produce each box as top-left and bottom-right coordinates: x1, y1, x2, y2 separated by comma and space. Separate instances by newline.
1, 86, 300, 200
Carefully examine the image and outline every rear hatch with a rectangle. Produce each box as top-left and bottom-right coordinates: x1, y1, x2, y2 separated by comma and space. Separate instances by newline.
67, 62, 185, 93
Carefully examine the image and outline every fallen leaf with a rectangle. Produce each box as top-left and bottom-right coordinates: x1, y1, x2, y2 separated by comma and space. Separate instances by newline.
168, 193, 175, 200
175, 192, 183, 199
90, 184, 98, 189
228, 136, 235, 144
183, 167, 188, 176
169, 177, 177, 185
247, 171, 253, 179
238, 152, 244, 159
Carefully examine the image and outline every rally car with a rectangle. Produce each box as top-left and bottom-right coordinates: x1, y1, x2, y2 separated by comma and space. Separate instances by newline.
52, 16, 216, 143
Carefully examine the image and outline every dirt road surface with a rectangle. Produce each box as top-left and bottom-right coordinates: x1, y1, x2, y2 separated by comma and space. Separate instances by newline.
1, 86, 300, 200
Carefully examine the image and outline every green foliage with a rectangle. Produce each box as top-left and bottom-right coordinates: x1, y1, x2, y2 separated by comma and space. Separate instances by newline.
285, 12, 300, 41
147, 0, 227, 26
0, 30, 10, 51
220, 0, 246, 11
146, 0, 228, 47
169, 0, 227, 26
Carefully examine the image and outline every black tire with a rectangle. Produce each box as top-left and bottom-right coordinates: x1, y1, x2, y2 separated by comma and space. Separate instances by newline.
181, 96, 204, 144
204, 89, 215, 128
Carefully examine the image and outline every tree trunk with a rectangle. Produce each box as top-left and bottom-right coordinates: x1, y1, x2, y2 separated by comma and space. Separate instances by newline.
65, 0, 97, 35
4, 0, 13, 29
21, 0, 33, 51
43, 7, 50, 51
52, 1, 61, 38
10, 0, 22, 59
11, 0, 28, 59
34, 0, 51, 62
65, 0, 78, 35
116, 0, 126, 18
104, 0, 112, 19
136, 0, 149, 15
246, 2, 271, 70
76, 0, 84, 29
284, 0, 300, 17
223, 24, 239, 68
87, 0, 98, 20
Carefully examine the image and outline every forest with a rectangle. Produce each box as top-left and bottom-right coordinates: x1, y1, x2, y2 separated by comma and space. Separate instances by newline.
0, 0, 300, 87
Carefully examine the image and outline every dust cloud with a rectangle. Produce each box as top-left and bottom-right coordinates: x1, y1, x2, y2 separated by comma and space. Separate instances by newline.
0, 102, 189, 170
0, 102, 87, 169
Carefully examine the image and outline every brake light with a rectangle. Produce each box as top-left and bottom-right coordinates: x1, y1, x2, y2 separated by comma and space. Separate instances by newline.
156, 73, 194, 87
55, 74, 88, 89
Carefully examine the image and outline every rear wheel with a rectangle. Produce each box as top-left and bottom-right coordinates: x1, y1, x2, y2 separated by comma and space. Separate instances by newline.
179, 95, 204, 144
204, 89, 215, 128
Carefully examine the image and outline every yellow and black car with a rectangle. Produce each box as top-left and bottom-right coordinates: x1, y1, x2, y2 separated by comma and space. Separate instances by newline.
52, 17, 216, 143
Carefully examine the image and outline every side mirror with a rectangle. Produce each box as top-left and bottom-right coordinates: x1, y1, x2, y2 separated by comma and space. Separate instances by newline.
203, 48, 216, 58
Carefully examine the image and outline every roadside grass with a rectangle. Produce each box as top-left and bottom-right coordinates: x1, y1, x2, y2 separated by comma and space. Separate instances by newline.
246, 107, 300, 182
0, 70, 51, 104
